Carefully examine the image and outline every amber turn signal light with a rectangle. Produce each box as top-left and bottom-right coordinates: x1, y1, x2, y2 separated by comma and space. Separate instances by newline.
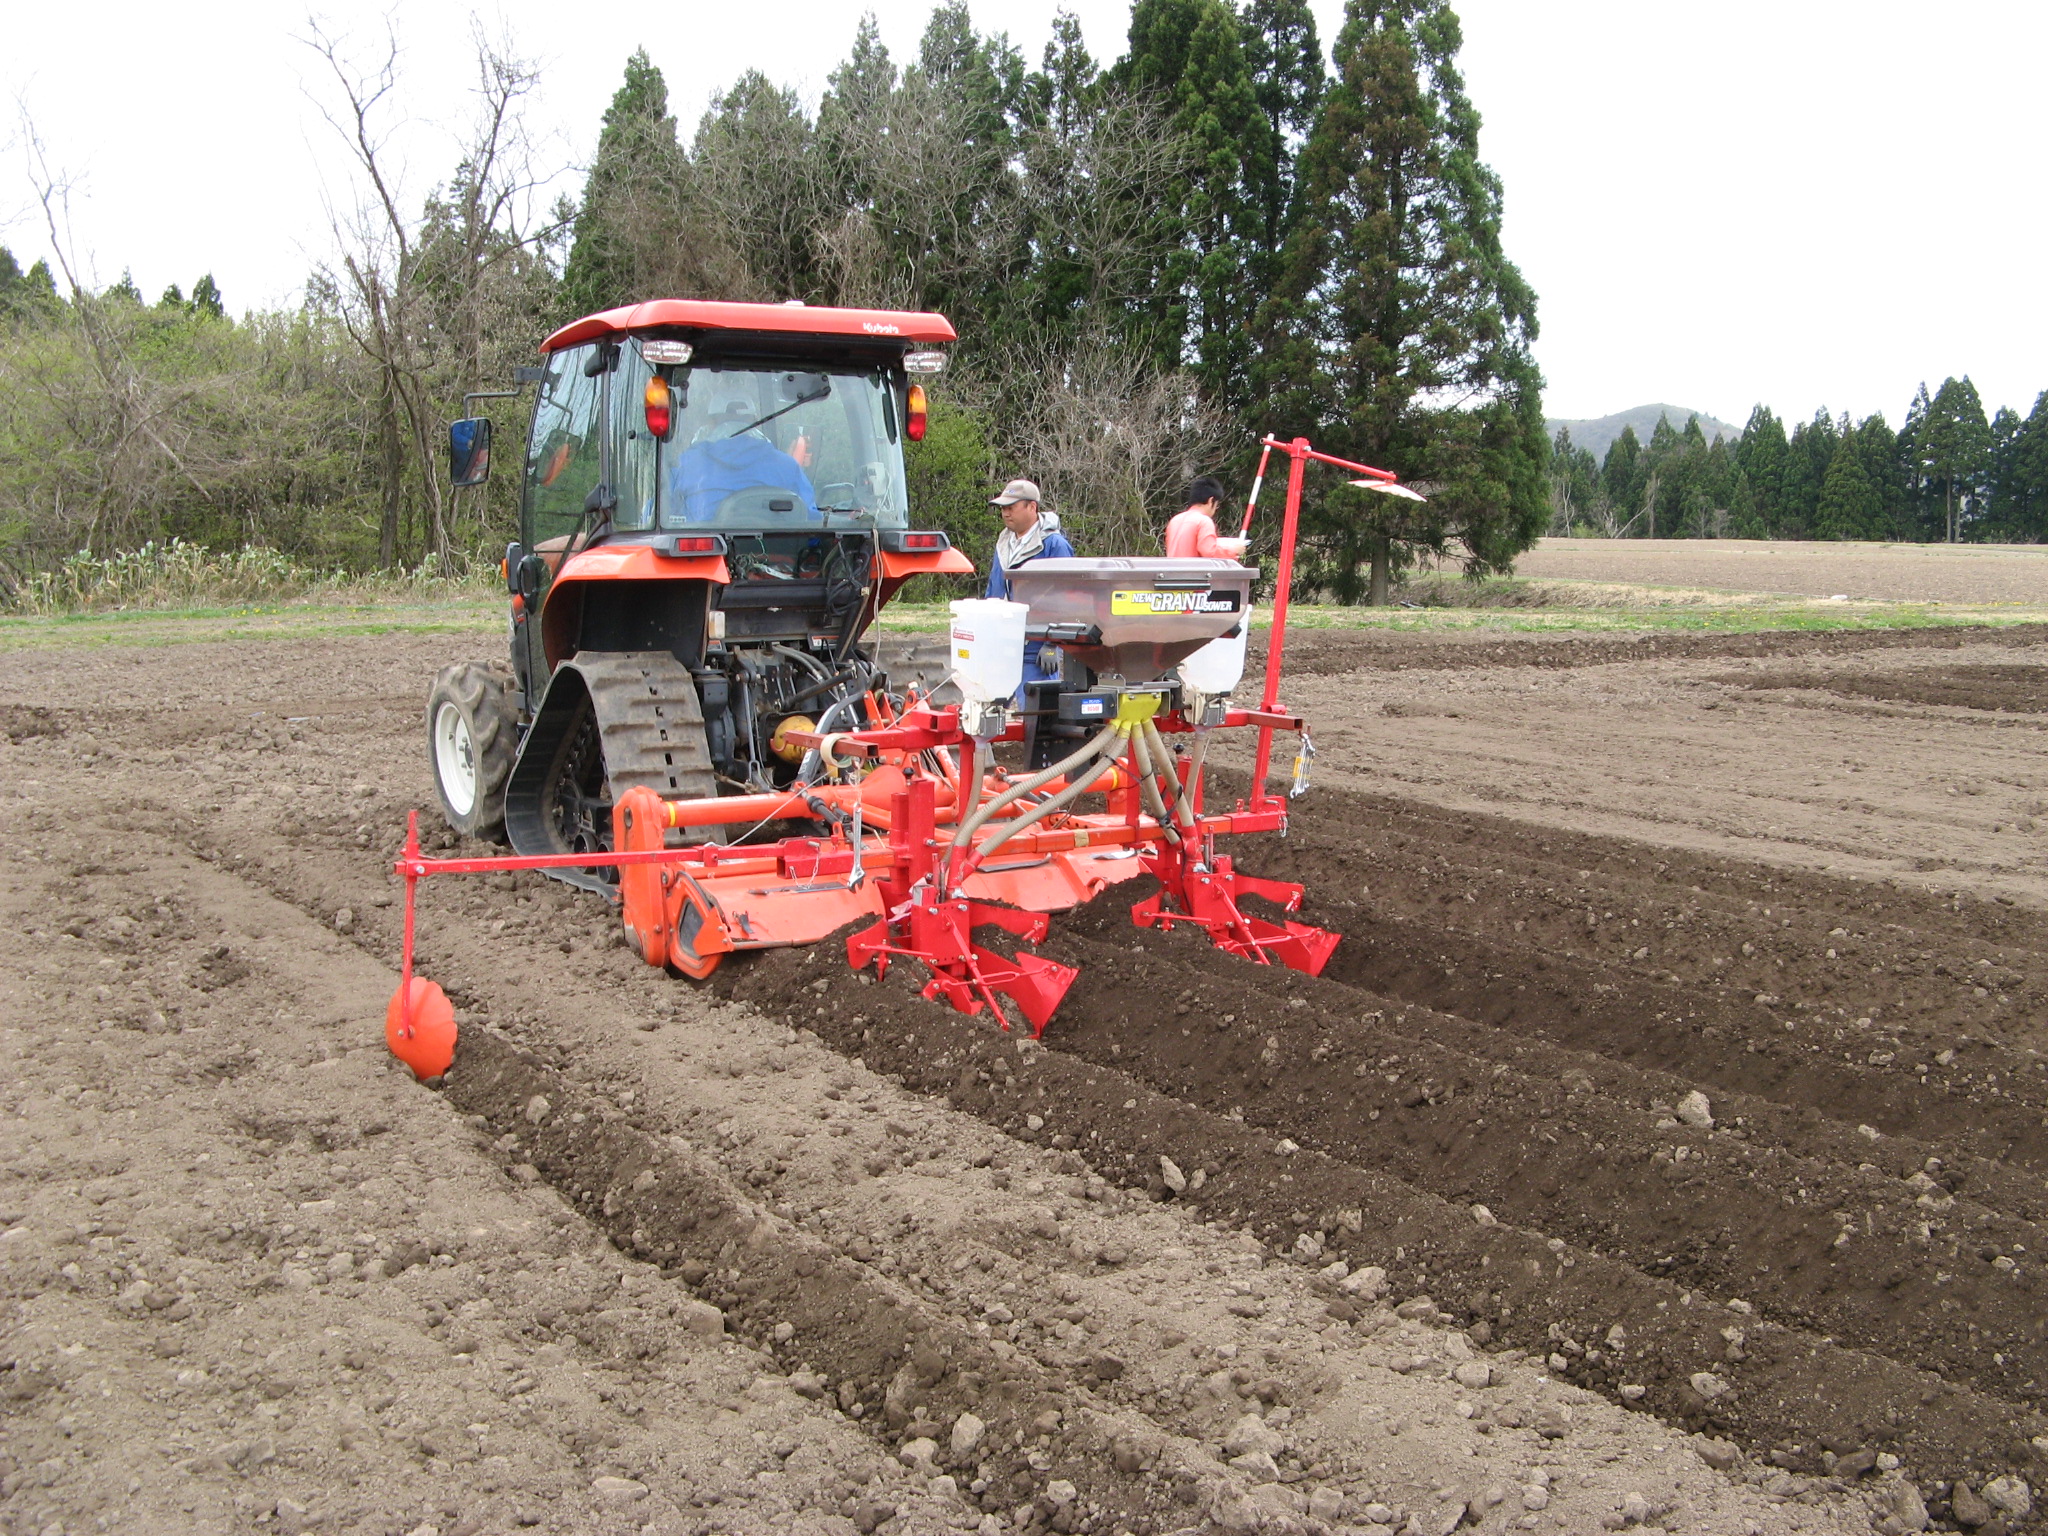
644, 376, 673, 440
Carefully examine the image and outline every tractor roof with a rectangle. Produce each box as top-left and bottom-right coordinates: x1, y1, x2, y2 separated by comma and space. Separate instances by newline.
541, 299, 956, 354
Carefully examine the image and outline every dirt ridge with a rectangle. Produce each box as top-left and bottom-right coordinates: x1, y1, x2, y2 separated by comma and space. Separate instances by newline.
439, 1028, 1182, 1536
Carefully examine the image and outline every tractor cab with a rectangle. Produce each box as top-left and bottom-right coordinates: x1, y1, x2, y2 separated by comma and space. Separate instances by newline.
430, 300, 968, 886
506, 301, 959, 700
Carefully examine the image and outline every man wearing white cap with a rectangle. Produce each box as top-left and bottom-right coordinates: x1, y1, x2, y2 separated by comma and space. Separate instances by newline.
984, 477, 1074, 690
983, 478, 1074, 601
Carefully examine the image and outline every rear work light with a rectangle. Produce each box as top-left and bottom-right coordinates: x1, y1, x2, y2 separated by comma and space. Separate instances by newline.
644, 377, 673, 440
641, 340, 693, 366
906, 383, 928, 442
903, 349, 948, 374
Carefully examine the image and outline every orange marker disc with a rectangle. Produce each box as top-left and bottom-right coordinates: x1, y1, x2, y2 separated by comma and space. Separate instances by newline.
385, 977, 457, 1080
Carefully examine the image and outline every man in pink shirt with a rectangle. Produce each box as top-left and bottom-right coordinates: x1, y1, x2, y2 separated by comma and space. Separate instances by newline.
1163, 476, 1250, 560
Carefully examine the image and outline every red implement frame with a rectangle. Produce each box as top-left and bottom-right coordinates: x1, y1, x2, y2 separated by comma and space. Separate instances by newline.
385, 437, 1395, 1067
1244, 436, 1396, 797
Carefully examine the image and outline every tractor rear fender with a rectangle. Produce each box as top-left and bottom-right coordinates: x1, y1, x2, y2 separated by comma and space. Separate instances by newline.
874, 546, 974, 609
541, 546, 729, 670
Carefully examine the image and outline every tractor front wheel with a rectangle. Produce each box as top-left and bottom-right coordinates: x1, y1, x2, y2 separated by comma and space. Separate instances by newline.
427, 661, 518, 841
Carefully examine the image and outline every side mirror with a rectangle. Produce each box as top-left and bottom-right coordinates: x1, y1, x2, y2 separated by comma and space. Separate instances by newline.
516, 552, 547, 602
449, 417, 493, 488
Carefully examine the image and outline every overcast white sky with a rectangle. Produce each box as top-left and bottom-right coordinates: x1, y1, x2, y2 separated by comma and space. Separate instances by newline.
5, 1, 2043, 427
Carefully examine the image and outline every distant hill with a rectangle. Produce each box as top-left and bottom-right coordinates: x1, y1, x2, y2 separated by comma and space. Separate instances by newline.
1546, 404, 1745, 462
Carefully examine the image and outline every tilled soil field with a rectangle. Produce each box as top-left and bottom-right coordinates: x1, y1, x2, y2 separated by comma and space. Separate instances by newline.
6, 620, 2048, 1536
1511, 538, 2048, 605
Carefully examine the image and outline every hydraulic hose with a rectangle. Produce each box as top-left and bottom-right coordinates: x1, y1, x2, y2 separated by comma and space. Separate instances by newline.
1128, 722, 1182, 846
770, 643, 833, 683
970, 750, 1122, 863
783, 665, 860, 714
949, 721, 1122, 849
1142, 717, 1199, 836
1184, 728, 1212, 814
796, 695, 867, 784
815, 695, 864, 734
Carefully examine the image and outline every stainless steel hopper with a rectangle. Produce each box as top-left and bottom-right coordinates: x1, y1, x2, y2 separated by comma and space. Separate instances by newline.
1005, 557, 1254, 681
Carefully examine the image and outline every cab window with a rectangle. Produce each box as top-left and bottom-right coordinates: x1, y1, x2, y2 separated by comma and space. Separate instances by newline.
611, 344, 661, 534
610, 350, 913, 532
524, 344, 605, 549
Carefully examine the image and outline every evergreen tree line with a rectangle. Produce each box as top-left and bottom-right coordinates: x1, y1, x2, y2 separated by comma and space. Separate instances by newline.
1, 0, 1546, 597
1551, 378, 2048, 545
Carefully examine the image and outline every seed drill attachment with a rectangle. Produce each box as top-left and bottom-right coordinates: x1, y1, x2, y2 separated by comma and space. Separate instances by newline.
385, 436, 1402, 1065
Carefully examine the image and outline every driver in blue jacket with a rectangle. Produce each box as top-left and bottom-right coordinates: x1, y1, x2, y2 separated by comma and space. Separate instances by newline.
671, 400, 818, 523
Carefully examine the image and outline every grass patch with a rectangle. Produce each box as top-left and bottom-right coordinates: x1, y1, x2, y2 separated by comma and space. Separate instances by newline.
1289, 571, 2048, 632
0, 539, 505, 650
4, 539, 500, 617
6, 563, 2044, 653
1272, 602, 2048, 635
0, 599, 502, 652
1391, 572, 1754, 609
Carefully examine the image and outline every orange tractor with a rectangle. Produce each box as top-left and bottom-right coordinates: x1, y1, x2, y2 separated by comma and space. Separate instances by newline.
389, 298, 1409, 1078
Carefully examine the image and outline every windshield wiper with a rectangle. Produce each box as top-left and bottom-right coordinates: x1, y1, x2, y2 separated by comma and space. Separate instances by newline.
728, 380, 830, 439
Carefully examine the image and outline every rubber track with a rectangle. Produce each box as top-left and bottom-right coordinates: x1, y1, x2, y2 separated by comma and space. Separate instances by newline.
573, 651, 717, 807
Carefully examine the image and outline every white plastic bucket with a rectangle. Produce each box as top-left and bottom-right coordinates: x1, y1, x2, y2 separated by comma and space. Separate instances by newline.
947, 598, 1028, 705
1178, 616, 1249, 699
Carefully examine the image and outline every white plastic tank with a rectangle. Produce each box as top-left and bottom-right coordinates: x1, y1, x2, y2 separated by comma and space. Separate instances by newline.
1178, 617, 1249, 699
947, 598, 1028, 705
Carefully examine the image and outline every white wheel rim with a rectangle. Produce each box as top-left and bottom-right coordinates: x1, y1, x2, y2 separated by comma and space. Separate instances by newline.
433, 701, 478, 817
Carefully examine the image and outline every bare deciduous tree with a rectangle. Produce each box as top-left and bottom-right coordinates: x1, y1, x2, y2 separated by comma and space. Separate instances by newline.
1547, 470, 1576, 537
11, 114, 217, 559
304, 16, 558, 568
1016, 85, 1190, 321
304, 19, 429, 566
988, 330, 1230, 557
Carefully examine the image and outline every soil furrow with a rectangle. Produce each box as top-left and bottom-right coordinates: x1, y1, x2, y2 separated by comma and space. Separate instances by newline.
1306, 913, 2048, 1207
202, 821, 1847, 1536
1711, 663, 2048, 714
714, 942, 2048, 1508
438, 1028, 1180, 1536
19, 617, 2048, 1535
1031, 911, 2048, 1411
1234, 781, 2048, 1163
1264, 782, 2048, 1017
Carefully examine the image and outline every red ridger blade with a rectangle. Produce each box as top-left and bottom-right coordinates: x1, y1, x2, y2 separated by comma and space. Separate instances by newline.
844, 773, 1084, 1038
386, 811, 458, 1080
1131, 850, 1340, 977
